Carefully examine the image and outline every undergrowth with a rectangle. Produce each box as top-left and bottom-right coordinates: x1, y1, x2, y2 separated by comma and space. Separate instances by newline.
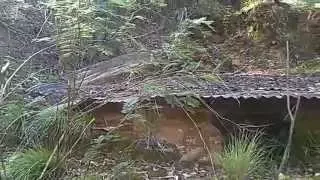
21, 104, 68, 147
1, 0, 319, 179
0, 101, 94, 149
291, 130, 320, 170
6, 148, 61, 180
162, 17, 214, 72
0, 99, 94, 179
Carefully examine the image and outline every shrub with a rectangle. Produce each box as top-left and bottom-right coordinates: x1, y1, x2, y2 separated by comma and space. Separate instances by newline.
217, 131, 269, 179
7, 148, 62, 180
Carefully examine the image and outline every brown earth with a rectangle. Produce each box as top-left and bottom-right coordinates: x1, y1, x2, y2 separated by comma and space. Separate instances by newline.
93, 103, 224, 164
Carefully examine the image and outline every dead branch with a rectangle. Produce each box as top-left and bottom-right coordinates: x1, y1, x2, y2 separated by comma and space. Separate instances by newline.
277, 41, 301, 176
175, 96, 217, 177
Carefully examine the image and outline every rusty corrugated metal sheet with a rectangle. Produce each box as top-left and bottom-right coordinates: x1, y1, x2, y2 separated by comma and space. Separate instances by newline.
79, 73, 320, 103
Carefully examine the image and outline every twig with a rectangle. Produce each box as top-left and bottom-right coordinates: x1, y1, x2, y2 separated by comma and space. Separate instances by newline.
33, 12, 51, 41
59, 118, 95, 163
37, 131, 66, 180
277, 41, 301, 176
174, 96, 216, 177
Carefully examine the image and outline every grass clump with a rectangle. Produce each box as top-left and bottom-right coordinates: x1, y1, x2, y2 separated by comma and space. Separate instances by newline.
21, 103, 94, 149
21, 104, 67, 147
217, 131, 269, 180
7, 148, 62, 180
0, 100, 27, 145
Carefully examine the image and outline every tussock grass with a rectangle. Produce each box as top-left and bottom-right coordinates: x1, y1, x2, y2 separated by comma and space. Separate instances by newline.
21, 104, 68, 147
18, 103, 94, 149
217, 131, 269, 180
7, 148, 61, 180
0, 101, 26, 145
1, 99, 94, 179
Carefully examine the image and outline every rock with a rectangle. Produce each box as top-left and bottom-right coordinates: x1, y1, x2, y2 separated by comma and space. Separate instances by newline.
134, 137, 181, 162
278, 173, 290, 180
179, 147, 204, 164
25, 83, 68, 105
25, 96, 47, 107
178, 120, 223, 165
75, 52, 154, 86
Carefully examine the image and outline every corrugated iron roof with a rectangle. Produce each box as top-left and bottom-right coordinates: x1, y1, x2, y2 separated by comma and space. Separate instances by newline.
79, 73, 320, 103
